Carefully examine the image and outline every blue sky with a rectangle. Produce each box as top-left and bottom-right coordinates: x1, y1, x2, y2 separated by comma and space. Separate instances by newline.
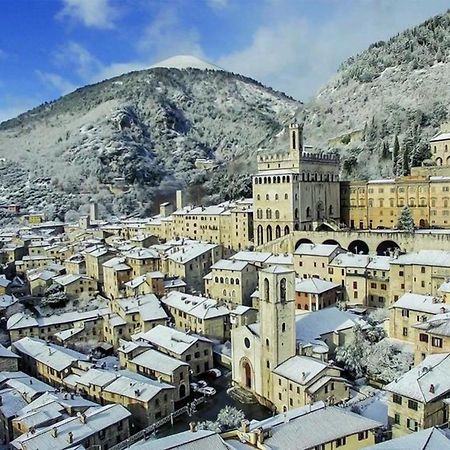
0, 0, 448, 121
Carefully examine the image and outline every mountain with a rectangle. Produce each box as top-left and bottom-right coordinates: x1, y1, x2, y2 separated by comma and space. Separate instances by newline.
0, 57, 301, 222
303, 10, 450, 180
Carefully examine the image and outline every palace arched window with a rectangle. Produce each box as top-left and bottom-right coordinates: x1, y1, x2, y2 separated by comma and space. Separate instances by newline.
275, 210, 280, 219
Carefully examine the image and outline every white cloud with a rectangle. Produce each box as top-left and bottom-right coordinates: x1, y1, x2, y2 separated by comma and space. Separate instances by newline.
36, 71, 77, 95
54, 41, 103, 79
136, 9, 205, 60
56, 0, 118, 29
94, 9, 206, 81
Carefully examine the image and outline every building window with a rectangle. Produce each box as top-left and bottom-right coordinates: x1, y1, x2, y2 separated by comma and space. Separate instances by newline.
394, 413, 400, 425
408, 400, 418, 411
393, 394, 402, 405
402, 327, 408, 337
407, 418, 418, 432
401, 309, 409, 318
419, 333, 429, 342
432, 337, 443, 348
336, 437, 346, 447
358, 431, 368, 441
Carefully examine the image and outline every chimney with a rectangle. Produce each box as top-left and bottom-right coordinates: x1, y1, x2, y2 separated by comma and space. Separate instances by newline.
51, 427, 58, 438
189, 421, 197, 433
430, 384, 435, 394
67, 431, 74, 444
78, 413, 86, 424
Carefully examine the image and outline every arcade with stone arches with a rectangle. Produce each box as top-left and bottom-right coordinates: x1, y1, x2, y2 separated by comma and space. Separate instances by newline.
256, 229, 450, 256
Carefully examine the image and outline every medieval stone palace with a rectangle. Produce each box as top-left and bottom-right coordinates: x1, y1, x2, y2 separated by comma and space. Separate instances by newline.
253, 123, 450, 245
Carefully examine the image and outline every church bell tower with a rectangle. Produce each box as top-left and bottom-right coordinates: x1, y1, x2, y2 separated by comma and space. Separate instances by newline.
259, 265, 296, 402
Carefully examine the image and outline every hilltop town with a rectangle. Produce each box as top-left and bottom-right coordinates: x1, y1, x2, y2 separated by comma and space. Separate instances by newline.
0, 124, 450, 449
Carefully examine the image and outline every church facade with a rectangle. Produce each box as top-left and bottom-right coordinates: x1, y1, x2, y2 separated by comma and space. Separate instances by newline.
231, 265, 348, 412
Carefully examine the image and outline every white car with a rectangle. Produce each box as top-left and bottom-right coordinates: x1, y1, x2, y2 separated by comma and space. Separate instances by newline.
197, 386, 216, 396
207, 368, 222, 378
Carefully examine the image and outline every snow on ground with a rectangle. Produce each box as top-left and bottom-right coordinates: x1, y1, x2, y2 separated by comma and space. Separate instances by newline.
344, 386, 388, 426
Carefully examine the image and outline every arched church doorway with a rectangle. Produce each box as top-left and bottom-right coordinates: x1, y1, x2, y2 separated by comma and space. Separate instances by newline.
241, 358, 253, 390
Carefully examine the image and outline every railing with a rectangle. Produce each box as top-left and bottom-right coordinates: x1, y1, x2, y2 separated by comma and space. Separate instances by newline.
110, 397, 206, 450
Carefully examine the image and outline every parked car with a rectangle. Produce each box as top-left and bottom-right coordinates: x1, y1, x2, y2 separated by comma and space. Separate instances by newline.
206, 368, 222, 378
190, 380, 208, 392
197, 386, 216, 396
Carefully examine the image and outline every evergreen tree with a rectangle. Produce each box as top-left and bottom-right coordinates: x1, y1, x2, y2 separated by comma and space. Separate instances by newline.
397, 206, 415, 232
392, 135, 400, 175
402, 147, 410, 175
381, 141, 390, 159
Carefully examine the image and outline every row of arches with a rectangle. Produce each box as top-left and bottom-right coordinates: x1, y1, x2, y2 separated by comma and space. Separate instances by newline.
257, 224, 290, 245
294, 238, 401, 256
254, 172, 338, 184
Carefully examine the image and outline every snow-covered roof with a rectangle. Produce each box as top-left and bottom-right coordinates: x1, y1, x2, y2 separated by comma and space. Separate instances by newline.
430, 132, 450, 142
211, 259, 249, 271
295, 307, 363, 346
366, 426, 450, 449
130, 349, 188, 375
103, 370, 174, 402
11, 404, 131, 450
439, 281, 450, 293
161, 291, 229, 320
272, 355, 330, 385
231, 251, 272, 264
123, 248, 159, 260
166, 243, 217, 264
116, 294, 168, 321
0, 294, 19, 310
7, 308, 107, 330
295, 243, 340, 257
295, 277, 339, 294
0, 343, 19, 359
391, 250, 450, 268
248, 402, 381, 449
413, 312, 450, 336
385, 353, 450, 403
391, 293, 448, 314
0, 388, 28, 419
129, 429, 227, 449
134, 324, 211, 355
12, 337, 88, 372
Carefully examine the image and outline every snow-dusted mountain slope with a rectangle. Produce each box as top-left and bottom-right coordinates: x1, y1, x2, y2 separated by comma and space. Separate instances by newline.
0, 65, 301, 221
302, 10, 450, 180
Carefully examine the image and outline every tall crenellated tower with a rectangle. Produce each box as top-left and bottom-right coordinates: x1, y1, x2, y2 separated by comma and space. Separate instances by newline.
289, 122, 303, 162
259, 265, 296, 403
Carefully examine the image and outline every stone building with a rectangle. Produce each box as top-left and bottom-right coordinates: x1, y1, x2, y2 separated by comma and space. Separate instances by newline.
231, 265, 349, 412
341, 131, 450, 230
253, 123, 340, 245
